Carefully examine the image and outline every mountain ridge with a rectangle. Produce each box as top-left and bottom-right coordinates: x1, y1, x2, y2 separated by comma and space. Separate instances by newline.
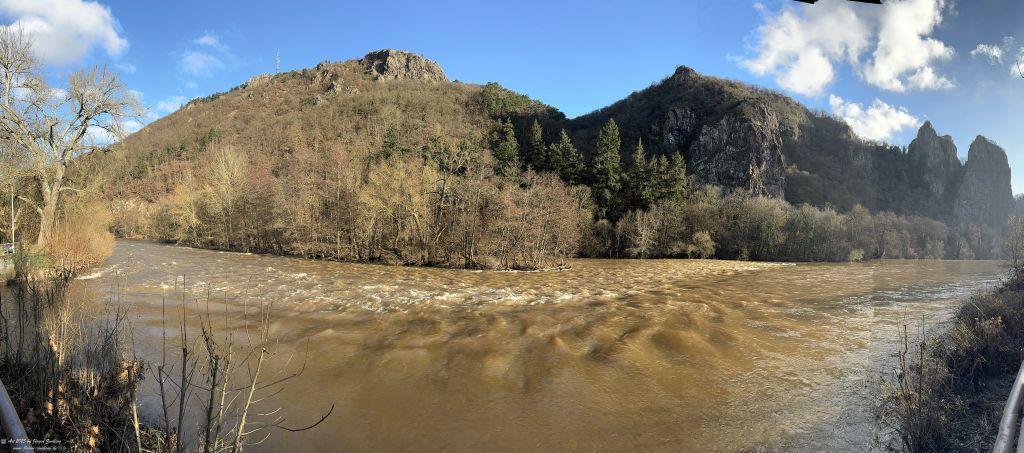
111, 50, 1014, 230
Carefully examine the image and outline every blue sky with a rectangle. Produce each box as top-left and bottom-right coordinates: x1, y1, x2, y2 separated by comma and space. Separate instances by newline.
11, 0, 1024, 191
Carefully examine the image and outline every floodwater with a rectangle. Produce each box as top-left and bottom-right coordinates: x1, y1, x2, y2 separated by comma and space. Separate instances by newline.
80, 240, 1006, 452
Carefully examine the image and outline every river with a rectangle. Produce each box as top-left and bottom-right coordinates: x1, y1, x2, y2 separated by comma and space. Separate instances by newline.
78, 240, 1006, 452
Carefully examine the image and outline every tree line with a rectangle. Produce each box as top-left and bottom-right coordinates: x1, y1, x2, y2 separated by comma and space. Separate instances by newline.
105, 111, 1007, 268
0, 31, 1005, 271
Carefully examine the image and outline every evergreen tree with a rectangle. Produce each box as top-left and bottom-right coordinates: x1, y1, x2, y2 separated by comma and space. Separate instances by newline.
590, 119, 623, 218
379, 126, 408, 160
524, 120, 549, 171
550, 129, 583, 185
664, 151, 689, 199
626, 138, 654, 210
490, 120, 520, 176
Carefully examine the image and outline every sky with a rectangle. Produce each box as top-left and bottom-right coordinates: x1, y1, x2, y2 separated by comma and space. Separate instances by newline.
7, 0, 1024, 191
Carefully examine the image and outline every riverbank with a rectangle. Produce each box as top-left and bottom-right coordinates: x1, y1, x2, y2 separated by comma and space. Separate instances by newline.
881, 271, 1024, 451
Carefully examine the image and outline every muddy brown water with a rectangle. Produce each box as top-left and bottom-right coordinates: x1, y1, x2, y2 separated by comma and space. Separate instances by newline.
77, 240, 1005, 452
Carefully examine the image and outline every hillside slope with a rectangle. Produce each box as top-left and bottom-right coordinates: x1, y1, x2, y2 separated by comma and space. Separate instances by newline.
87, 50, 1015, 264
568, 66, 1014, 226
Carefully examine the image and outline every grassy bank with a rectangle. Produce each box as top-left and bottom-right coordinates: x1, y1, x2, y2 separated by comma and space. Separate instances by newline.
0, 258, 327, 451
880, 272, 1024, 452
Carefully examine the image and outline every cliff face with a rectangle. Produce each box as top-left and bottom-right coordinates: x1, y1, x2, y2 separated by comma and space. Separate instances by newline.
359, 49, 448, 82
956, 136, 1015, 226
685, 100, 786, 196
907, 121, 963, 205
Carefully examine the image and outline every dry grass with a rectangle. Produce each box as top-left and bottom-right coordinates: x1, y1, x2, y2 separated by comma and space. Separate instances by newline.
0, 252, 329, 451
878, 273, 1024, 452
0, 271, 143, 451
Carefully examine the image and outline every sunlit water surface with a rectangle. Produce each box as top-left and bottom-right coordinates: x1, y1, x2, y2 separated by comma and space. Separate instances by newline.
79, 240, 1006, 452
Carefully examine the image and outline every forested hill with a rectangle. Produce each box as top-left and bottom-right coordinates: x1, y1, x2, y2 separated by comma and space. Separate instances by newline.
568, 66, 1014, 226
85, 49, 1015, 265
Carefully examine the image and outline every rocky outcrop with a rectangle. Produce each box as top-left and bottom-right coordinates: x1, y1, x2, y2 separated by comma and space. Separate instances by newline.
687, 100, 785, 197
956, 136, 1014, 226
907, 121, 963, 204
359, 49, 448, 82
244, 73, 272, 88
571, 66, 790, 197
570, 65, 1016, 227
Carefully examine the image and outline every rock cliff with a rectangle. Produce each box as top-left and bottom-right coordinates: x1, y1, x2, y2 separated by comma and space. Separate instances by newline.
359, 49, 448, 82
570, 67, 1014, 227
956, 136, 1015, 226
569, 66, 799, 197
907, 121, 962, 205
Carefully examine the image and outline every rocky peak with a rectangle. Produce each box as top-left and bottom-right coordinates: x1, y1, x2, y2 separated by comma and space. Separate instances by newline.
672, 66, 698, 79
956, 135, 1014, 226
359, 49, 448, 82
908, 121, 962, 204
918, 120, 937, 136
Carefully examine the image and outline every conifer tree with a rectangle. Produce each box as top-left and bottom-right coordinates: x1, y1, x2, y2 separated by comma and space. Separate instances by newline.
524, 120, 548, 171
490, 120, 520, 176
590, 119, 623, 218
550, 129, 583, 185
663, 151, 689, 200
626, 138, 654, 210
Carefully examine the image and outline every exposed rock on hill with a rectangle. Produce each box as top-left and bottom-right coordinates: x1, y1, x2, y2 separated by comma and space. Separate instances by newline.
685, 100, 786, 196
907, 121, 962, 205
956, 136, 1014, 226
570, 67, 1014, 227
359, 49, 448, 82
569, 66, 803, 197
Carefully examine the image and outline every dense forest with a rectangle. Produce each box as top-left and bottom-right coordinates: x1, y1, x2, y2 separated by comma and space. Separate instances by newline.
47, 50, 1011, 269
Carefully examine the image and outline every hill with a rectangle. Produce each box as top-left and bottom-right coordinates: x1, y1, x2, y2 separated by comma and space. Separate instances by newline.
568, 66, 1014, 226
87, 50, 1015, 264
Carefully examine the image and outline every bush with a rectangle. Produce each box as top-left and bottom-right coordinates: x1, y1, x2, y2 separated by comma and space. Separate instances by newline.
41, 199, 115, 273
847, 248, 864, 262
879, 274, 1024, 451
691, 231, 715, 259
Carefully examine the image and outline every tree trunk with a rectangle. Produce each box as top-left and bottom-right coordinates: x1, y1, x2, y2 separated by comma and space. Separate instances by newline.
34, 167, 64, 248
35, 193, 58, 248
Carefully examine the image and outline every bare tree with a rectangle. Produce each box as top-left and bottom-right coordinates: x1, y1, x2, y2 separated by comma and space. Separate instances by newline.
0, 28, 140, 247
1007, 216, 1024, 276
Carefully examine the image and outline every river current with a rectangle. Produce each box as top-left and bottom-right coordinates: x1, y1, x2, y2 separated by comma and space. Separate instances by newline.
79, 240, 1006, 452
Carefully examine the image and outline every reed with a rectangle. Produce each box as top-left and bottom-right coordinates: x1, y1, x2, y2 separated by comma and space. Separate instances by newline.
878, 274, 1024, 451
0, 261, 331, 451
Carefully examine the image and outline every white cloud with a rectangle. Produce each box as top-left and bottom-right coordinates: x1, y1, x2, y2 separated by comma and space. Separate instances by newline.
49, 87, 66, 100
741, 1, 869, 96
116, 62, 137, 74
863, 0, 954, 92
156, 95, 186, 114
193, 31, 227, 51
906, 66, 954, 90
180, 50, 222, 76
969, 36, 1024, 77
0, 0, 127, 65
179, 31, 232, 76
829, 94, 919, 141
122, 119, 143, 134
971, 44, 1004, 64
741, 0, 955, 95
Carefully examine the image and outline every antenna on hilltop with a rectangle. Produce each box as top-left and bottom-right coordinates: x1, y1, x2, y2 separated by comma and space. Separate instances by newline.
275, 51, 280, 74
